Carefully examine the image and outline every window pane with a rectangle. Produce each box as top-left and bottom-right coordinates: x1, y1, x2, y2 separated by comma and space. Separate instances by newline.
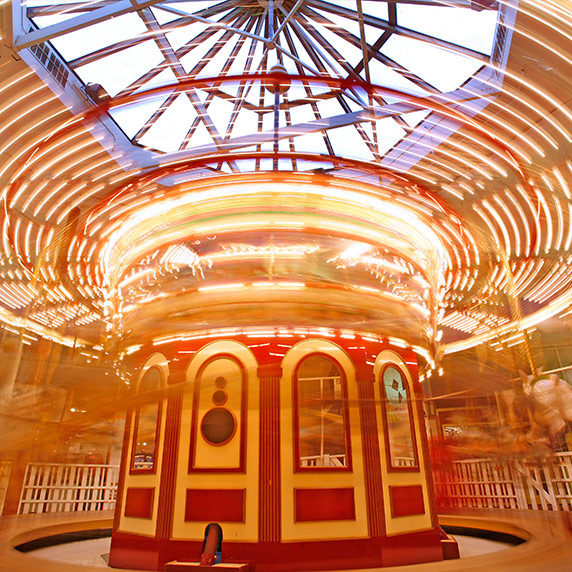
297, 356, 348, 468
382, 366, 417, 468
132, 367, 162, 471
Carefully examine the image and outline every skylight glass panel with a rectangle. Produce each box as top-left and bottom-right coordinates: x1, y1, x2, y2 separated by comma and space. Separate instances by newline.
309, 20, 364, 69
109, 93, 171, 139
397, 5, 497, 56
283, 81, 310, 103
165, 22, 203, 52
262, 108, 288, 131
362, 1, 388, 21
151, 7, 182, 25
225, 40, 257, 76
49, 13, 148, 61
289, 104, 318, 125
75, 41, 164, 98
363, 23, 384, 47
373, 117, 406, 155
208, 98, 236, 136
294, 132, 330, 156
134, 68, 178, 93
328, 125, 375, 161
381, 35, 484, 93
313, 10, 363, 42
317, 97, 346, 120
180, 29, 225, 75
402, 110, 431, 129
367, 58, 428, 98
195, 35, 239, 79
227, 108, 259, 139
138, 93, 197, 152
186, 121, 214, 149
31, 12, 89, 28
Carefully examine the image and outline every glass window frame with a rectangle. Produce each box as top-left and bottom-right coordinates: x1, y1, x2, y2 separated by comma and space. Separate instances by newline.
379, 362, 420, 473
293, 352, 352, 473
129, 365, 163, 475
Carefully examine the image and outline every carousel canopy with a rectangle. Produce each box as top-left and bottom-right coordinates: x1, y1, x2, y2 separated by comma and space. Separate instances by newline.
0, 0, 571, 368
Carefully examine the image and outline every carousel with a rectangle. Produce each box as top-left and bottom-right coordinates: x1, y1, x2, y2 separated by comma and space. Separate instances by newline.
0, 0, 571, 570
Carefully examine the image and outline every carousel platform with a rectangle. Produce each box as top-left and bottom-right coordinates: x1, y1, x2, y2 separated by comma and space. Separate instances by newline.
1, 508, 571, 571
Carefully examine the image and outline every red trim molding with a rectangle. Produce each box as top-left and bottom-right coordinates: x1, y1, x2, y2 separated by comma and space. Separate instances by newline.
185, 489, 246, 522
295, 488, 355, 522
125, 487, 155, 519
389, 485, 425, 517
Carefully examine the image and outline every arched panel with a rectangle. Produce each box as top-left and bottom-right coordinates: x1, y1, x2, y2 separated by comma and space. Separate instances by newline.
130, 365, 164, 473
379, 363, 419, 471
374, 350, 433, 536
294, 354, 351, 471
118, 352, 169, 536
280, 339, 368, 542
172, 340, 259, 543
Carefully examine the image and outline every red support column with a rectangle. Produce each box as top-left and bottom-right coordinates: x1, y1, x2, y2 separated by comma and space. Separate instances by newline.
156, 370, 185, 540
257, 363, 282, 543
356, 372, 386, 538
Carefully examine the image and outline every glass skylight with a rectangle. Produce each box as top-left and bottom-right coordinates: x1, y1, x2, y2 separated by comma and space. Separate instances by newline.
23, 0, 504, 170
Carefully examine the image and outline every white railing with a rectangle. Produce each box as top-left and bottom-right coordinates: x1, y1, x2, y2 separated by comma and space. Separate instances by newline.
18, 463, 119, 514
0, 461, 12, 515
300, 454, 346, 467
393, 457, 417, 468
434, 452, 572, 511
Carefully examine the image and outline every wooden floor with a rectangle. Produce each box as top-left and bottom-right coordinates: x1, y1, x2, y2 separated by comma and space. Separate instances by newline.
1, 509, 571, 571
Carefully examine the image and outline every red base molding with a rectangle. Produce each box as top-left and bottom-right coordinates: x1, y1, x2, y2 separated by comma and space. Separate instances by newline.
109, 528, 443, 571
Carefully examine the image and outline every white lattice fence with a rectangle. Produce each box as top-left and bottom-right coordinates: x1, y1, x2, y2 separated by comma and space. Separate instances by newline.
435, 452, 572, 511
18, 463, 119, 514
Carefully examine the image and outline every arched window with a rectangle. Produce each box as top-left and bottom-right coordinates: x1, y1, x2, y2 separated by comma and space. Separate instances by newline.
130, 366, 163, 473
380, 364, 418, 470
294, 355, 350, 470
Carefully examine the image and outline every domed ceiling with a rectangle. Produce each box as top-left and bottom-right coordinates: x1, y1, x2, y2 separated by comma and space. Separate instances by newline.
0, 0, 571, 372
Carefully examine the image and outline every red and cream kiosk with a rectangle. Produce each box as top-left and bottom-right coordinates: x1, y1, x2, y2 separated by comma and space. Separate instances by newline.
109, 329, 442, 571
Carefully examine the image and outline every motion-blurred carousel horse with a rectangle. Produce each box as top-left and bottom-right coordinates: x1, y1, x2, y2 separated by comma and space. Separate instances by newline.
518, 369, 572, 439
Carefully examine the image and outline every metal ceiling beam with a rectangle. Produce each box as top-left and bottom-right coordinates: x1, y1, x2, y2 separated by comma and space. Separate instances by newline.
174, 101, 427, 157
14, 0, 165, 50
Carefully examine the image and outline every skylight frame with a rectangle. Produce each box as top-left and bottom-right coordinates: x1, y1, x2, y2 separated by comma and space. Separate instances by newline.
14, 0, 517, 179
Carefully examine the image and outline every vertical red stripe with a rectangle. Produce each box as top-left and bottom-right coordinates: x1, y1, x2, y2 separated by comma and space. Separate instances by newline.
356, 378, 385, 536
258, 365, 282, 542
155, 383, 183, 538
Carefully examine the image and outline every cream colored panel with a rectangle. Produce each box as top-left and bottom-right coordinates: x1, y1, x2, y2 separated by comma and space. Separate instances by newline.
118, 353, 169, 536
280, 339, 368, 541
172, 341, 259, 542
193, 357, 242, 469
374, 350, 432, 535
